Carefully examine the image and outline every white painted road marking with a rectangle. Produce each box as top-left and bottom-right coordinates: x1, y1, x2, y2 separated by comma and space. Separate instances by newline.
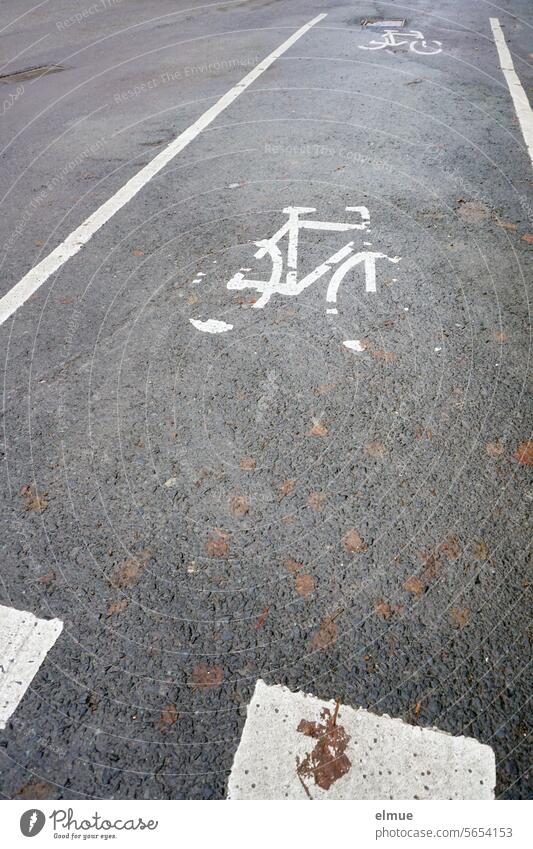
490, 17, 533, 167
0, 604, 63, 728
189, 318, 233, 333
228, 680, 496, 799
220, 206, 397, 307
359, 29, 442, 55
0, 14, 327, 327
343, 339, 364, 351
190, 205, 399, 348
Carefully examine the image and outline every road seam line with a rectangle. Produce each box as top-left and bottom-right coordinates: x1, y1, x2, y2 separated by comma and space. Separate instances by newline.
489, 17, 533, 166
0, 13, 327, 327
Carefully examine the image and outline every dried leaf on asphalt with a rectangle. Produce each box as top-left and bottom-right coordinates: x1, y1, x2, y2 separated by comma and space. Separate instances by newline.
295, 573, 315, 597
493, 331, 508, 342
404, 575, 425, 597
307, 491, 325, 511
155, 704, 179, 730
450, 607, 470, 628
513, 442, 533, 465
372, 349, 396, 364
191, 663, 224, 690
87, 693, 99, 713
115, 549, 152, 587
296, 704, 351, 791
285, 557, 303, 574
132, 249, 144, 256
279, 479, 296, 500
494, 217, 516, 231
20, 484, 48, 512
419, 549, 441, 582
521, 233, 533, 244
107, 599, 129, 616
205, 529, 230, 557
255, 607, 269, 629
456, 200, 490, 223
16, 781, 54, 800
439, 535, 461, 560
230, 495, 249, 517
342, 529, 367, 553
310, 421, 328, 437
314, 382, 336, 396
309, 611, 342, 652
473, 540, 489, 561
486, 441, 504, 457
375, 601, 393, 619
365, 441, 387, 458
38, 571, 56, 586
239, 456, 256, 470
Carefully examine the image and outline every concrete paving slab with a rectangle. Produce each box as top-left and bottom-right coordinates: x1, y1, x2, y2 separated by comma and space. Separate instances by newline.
227, 680, 496, 800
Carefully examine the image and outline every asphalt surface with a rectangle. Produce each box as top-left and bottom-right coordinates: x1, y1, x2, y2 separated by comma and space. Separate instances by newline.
0, 0, 531, 800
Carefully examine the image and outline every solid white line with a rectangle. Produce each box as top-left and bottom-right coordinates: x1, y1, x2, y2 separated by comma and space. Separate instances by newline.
490, 17, 533, 166
0, 13, 327, 327
0, 604, 63, 728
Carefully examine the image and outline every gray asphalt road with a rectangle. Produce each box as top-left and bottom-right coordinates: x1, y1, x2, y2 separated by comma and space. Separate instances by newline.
0, 0, 531, 800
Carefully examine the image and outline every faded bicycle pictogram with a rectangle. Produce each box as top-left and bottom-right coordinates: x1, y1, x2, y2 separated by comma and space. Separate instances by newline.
189, 206, 400, 350
359, 29, 442, 54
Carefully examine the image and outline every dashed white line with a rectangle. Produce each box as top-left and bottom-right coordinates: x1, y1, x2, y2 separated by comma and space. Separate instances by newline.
490, 17, 533, 166
0, 13, 327, 327
0, 604, 63, 728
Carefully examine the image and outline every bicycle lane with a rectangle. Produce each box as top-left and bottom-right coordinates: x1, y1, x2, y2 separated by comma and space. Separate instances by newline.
0, 3, 531, 799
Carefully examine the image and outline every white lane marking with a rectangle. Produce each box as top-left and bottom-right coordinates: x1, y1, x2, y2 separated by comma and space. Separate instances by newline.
0, 604, 63, 728
0, 14, 327, 327
189, 318, 233, 333
490, 17, 533, 166
228, 681, 496, 800
343, 339, 364, 351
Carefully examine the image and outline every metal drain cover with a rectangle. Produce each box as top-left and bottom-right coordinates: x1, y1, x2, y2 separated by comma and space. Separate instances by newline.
361, 19, 406, 29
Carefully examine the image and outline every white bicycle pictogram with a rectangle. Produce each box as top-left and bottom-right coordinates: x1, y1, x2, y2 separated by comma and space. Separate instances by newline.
360, 29, 442, 55
189, 206, 400, 342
